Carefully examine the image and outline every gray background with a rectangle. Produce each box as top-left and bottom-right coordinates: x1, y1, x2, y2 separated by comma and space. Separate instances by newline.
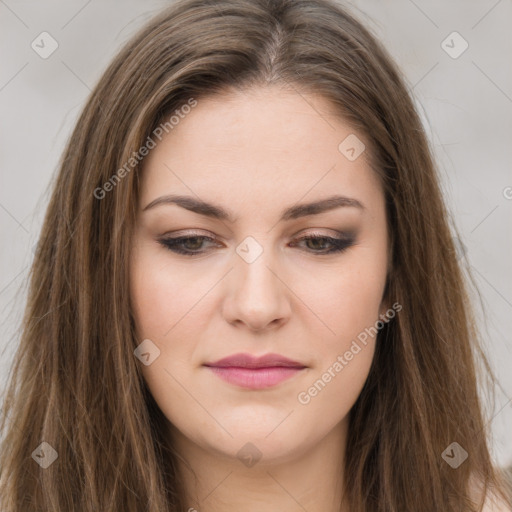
1, 0, 511, 467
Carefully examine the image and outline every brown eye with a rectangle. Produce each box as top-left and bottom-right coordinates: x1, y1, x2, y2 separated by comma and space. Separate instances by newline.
290, 235, 355, 254
159, 235, 218, 256
159, 233, 355, 257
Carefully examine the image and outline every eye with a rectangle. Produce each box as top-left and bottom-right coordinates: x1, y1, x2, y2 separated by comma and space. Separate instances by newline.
158, 235, 219, 256
290, 233, 355, 254
158, 233, 355, 257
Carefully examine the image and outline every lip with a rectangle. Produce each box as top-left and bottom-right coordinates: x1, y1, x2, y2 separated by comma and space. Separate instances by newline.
204, 352, 306, 369
203, 352, 307, 390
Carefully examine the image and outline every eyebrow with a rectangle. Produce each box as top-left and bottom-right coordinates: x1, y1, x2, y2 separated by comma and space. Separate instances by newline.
142, 194, 365, 222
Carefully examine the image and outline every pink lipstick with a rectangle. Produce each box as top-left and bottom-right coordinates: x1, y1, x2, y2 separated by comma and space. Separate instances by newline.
203, 352, 307, 389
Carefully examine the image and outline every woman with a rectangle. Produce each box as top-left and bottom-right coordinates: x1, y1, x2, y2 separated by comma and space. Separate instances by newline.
0, 0, 510, 510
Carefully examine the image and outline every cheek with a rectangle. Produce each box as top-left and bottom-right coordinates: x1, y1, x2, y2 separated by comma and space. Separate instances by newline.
130, 247, 208, 339
290, 256, 386, 419
129, 247, 219, 394
295, 336, 375, 441
293, 261, 385, 422
129, 249, 205, 427
293, 254, 387, 356
130, 268, 178, 337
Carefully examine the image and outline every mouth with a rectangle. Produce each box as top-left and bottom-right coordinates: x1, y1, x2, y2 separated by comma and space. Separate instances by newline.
203, 352, 307, 389
204, 366, 306, 389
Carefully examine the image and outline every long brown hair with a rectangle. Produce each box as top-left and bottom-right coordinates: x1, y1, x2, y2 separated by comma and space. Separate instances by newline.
1, 0, 510, 510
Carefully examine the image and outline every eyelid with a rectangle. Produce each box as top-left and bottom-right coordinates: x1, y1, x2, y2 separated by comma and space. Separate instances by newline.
156, 230, 356, 253
157, 228, 357, 258
294, 228, 354, 239
161, 228, 352, 240
161, 229, 216, 238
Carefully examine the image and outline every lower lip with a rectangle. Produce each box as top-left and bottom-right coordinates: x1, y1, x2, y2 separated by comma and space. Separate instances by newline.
205, 366, 305, 389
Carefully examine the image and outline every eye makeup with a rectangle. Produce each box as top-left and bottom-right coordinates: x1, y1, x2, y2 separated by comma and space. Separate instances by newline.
157, 230, 357, 257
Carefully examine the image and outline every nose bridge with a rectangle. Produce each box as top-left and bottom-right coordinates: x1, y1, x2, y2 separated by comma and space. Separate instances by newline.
235, 234, 281, 299
224, 234, 290, 330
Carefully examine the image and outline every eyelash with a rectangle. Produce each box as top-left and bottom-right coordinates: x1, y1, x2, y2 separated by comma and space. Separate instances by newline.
158, 233, 355, 257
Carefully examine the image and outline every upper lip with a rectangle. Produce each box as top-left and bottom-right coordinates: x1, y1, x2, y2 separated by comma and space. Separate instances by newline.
204, 352, 306, 369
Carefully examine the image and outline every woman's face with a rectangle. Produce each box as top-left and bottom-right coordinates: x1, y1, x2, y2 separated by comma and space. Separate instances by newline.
130, 86, 390, 465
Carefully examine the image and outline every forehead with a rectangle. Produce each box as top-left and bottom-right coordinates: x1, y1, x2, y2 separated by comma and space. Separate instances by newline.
139, 86, 383, 217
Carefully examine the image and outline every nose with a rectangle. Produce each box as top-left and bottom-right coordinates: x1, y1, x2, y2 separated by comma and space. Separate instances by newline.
221, 244, 291, 332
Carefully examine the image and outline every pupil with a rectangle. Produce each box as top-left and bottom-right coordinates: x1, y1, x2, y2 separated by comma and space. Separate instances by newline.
308, 238, 325, 250
186, 237, 203, 250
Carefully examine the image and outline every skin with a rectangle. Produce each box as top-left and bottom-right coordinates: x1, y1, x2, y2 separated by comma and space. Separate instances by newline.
130, 85, 390, 512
